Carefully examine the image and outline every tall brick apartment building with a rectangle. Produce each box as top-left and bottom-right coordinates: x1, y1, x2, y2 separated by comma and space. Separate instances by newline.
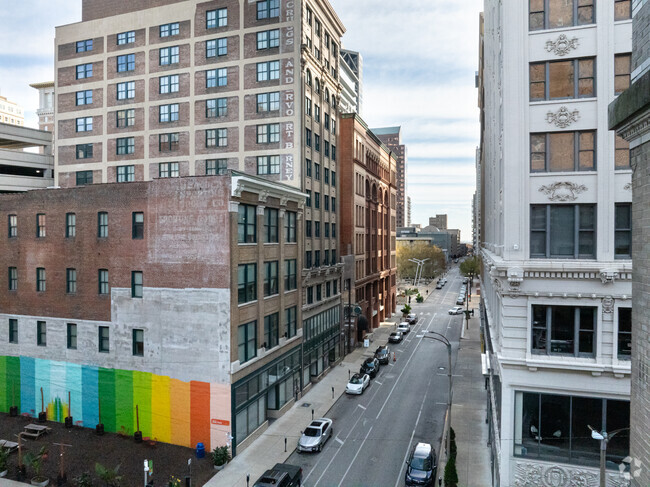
339, 113, 397, 335
372, 126, 406, 229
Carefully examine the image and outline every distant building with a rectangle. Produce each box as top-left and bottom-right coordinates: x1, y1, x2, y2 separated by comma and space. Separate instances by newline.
339, 49, 362, 115
0, 123, 54, 192
0, 95, 24, 127
373, 126, 407, 228
29, 82, 55, 132
406, 196, 411, 226
428, 214, 447, 230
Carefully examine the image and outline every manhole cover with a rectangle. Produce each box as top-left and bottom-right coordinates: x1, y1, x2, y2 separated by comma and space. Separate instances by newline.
301, 403, 311, 407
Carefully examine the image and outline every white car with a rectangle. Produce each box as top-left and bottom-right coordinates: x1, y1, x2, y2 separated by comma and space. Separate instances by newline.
297, 418, 333, 452
346, 373, 370, 395
449, 306, 464, 315
397, 322, 410, 334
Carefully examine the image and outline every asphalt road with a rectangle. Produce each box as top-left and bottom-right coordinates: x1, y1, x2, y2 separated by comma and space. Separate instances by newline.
287, 266, 466, 487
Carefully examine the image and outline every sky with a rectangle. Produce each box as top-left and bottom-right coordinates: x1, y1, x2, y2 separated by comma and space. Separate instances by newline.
0, 0, 481, 241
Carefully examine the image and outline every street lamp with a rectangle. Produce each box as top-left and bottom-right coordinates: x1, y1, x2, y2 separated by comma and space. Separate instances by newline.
588, 425, 629, 487
408, 258, 429, 287
423, 331, 453, 458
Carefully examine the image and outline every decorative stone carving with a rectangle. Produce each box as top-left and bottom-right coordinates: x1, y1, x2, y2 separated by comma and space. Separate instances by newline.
258, 190, 270, 203
280, 195, 289, 206
545, 34, 579, 56
600, 269, 619, 284
493, 278, 502, 290
546, 106, 580, 128
232, 182, 244, 198
623, 182, 632, 192
539, 182, 587, 201
602, 296, 614, 315
508, 267, 524, 293
513, 460, 630, 487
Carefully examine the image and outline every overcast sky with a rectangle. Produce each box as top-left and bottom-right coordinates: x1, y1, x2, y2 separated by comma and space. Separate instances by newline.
0, 0, 481, 241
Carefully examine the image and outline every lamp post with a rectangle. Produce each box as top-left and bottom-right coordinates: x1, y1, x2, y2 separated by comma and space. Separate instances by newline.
588, 425, 629, 487
424, 331, 453, 458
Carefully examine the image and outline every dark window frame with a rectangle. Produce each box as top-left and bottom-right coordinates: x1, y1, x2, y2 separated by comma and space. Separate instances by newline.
76, 90, 92, 106
98, 269, 109, 295
531, 304, 596, 357
67, 323, 77, 349
8, 266, 17, 291
238, 263, 257, 304
117, 53, 135, 72
76, 39, 93, 52
264, 208, 279, 243
264, 260, 279, 296
530, 131, 596, 172
206, 158, 228, 175
263, 312, 279, 349
207, 8, 228, 29
285, 259, 297, 290
256, 92, 280, 112
615, 203, 631, 259
131, 271, 143, 298
238, 320, 257, 364
158, 132, 180, 152
8, 214, 17, 238
617, 308, 631, 359
133, 329, 144, 356
66, 268, 77, 294
98, 326, 110, 353
9, 318, 18, 344
37, 321, 46, 346
132, 212, 144, 239
256, 0, 280, 20
97, 212, 108, 238
284, 211, 296, 243
76, 170, 93, 186
528, 0, 595, 31
238, 204, 257, 243
530, 204, 596, 259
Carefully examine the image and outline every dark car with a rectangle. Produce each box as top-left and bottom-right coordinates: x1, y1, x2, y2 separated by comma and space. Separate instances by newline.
407, 313, 419, 325
388, 332, 403, 343
360, 357, 380, 378
375, 345, 391, 365
405, 442, 437, 486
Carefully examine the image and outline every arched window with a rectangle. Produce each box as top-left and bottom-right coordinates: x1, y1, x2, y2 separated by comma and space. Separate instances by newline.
331, 96, 337, 110
325, 88, 330, 104
306, 69, 312, 86
315, 78, 320, 94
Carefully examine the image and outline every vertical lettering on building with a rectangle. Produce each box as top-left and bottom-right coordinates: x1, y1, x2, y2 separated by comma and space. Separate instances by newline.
284, 0, 295, 22
282, 154, 294, 181
282, 90, 295, 116
283, 58, 294, 85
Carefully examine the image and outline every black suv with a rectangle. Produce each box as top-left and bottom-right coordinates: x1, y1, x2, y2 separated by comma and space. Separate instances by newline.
405, 442, 437, 486
360, 357, 380, 378
374, 346, 390, 365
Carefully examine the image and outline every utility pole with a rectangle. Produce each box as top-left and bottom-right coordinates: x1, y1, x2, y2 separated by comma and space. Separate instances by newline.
424, 331, 453, 457
588, 426, 629, 487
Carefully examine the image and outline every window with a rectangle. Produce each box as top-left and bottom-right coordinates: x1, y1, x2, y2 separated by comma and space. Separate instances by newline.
316, 283, 322, 300
315, 19, 321, 37
131, 271, 143, 298
306, 7, 313, 25
98, 326, 110, 353
132, 212, 144, 239
615, 54, 631, 95
159, 104, 179, 123
8, 215, 17, 238
76, 90, 92, 106
76, 117, 93, 132
206, 159, 228, 175
97, 212, 108, 238
8, 267, 17, 291
305, 128, 312, 147
314, 192, 320, 209
98, 269, 109, 294
238, 321, 257, 363
206, 98, 227, 118
315, 221, 320, 237
37, 321, 46, 346
315, 251, 321, 268
264, 313, 279, 348
305, 252, 312, 269
65, 268, 77, 294
133, 329, 144, 356
207, 8, 228, 28
257, 61, 280, 81
67, 323, 77, 349
325, 280, 331, 296
238, 263, 257, 303
9, 319, 18, 344
306, 69, 312, 86
36, 214, 46, 238
77, 171, 93, 186
315, 78, 321, 94
530, 131, 595, 172
117, 31, 135, 45
116, 109, 135, 127
333, 277, 337, 293
159, 46, 179, 65
615, 135, 630, 169
76, 63, 93, 79
264, 261, 278, 296
530, 58, 595, 101
117, 165, 135, 182
117, 137, 135, 155
257, 0, 279, 20
314, 163, 320, 180
331, 118, 337, 134
324, 168, 329, 184
159, 74, 179, 94
117, 54, 135, 72
158, 132, 180, 152
76, 39, 93, 52
315, 134, 320, 152
285, 259, 297, 290
285, 211, 296, 243
305, 220, 312, 237
117, 81, 135, 100
306, 190, 311, 207
238, 204, 257, 243
206, 128, 228, 147
257, 29, 279, 49
617, 308, 631, 359
332, 223, 336, 237
324, 113, 330, 131
307, 285, 313, 304
325, 222, 330, 237
158, 161, 179, 178
529, 0, 594, 30
614, 0, 631, 21
160, 22, 179, 37
206, 38, 228, 58
324, 141, 330, 157
257, 155, 280, 175
305, 97, 312, 116
285, 306, 297, 338
257, 92, 280, 112
331, 197, 336, 212
265, 208, 278, 243
532, 305, 595, 356
305, 159, 312, 177
66, 213, 76, 238
314, 104, 320, 122
76, 143, 93, 159
207, 68, 228, 88
257, 124, 280, 144
331, 145, 337, 161
530, 205, 595, 258
615, 203, 631, 259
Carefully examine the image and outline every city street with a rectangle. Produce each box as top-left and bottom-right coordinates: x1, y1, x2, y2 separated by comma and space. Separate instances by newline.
287, 266, 467, 487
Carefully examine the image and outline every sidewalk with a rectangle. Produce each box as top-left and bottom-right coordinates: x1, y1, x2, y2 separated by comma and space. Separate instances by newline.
204, 321, 397, 487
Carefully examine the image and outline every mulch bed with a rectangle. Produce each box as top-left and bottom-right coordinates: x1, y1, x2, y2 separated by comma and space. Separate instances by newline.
0, 412, 217, 486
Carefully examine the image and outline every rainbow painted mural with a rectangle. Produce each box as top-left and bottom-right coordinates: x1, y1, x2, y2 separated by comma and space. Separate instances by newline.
0, 356, 217, 448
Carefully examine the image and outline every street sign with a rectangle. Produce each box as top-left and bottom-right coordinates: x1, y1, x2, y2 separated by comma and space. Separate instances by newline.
353, 306, 362, 315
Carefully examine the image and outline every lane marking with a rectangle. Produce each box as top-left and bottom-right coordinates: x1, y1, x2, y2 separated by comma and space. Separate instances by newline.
357, 404, 366, 410
335, 437, 344, 445
336, 426, 374, 487
374, 381, 383, 386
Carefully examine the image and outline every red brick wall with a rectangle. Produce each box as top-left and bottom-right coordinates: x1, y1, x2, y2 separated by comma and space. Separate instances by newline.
106, 29, 147, 52
82, 0, 183, 21
58, 143, 104, 166
57, 37, 105, 62
57, 62, 104, 88
194, 96, 239, 125
194, 0, 241, 36
194, 35, 240, 67
148, 101, 191, 131
106, 51, 146, 80
148, 44, 192, 74
57, 88, 104, 114
58, 116, 104, 140
148, 20, 192, 45
148, 73, 191, 102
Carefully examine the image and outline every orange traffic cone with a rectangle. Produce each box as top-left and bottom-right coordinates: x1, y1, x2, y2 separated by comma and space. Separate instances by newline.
393, 352, 396, 362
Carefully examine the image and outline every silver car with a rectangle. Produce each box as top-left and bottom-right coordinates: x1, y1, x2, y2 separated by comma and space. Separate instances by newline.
297, 418, 333, 453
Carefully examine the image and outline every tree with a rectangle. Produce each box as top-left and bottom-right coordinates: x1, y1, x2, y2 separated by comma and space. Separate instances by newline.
396, 241, 446, 281
459, 256, 481, 279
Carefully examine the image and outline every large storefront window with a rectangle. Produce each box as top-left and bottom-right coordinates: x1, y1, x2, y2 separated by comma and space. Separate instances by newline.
303, 305, 341, 380
515, 392, 629, 467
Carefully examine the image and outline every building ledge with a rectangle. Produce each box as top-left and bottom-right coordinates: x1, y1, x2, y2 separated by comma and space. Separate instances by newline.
609, 69, 650, 133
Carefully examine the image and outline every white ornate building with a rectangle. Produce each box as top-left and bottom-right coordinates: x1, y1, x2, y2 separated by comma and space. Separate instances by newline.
479, 1, 634, 485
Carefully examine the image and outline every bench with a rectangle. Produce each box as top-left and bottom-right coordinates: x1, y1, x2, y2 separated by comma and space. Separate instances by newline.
23, 424, 51, 439
0, 439, 18, 452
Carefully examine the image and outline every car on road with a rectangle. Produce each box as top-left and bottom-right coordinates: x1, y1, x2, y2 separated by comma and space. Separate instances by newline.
297, 418, 333, 453
253, 463, 302, 487
456, 295, 465, 305
360, 357, 380, 378
449, 306, 464, 315
462, 277, 468, 284
435, 283, 442, 289
397, 322, 410, 335
345, 373, 370, 395
405, 442, 437, 486
375, 345, 391, 365
388, 331, 403, 343
408, 313, 419, 324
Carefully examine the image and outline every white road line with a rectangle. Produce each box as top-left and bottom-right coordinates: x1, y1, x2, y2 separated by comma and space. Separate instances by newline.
335, 437, 344, 445
374, 381, 383, 386
358, 404, 367, 410
337, 426, 374, 487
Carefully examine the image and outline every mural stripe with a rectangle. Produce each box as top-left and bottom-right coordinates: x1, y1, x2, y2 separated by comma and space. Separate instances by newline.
170, 378, 191, 447
115, 369, 133, 435
133, 371, 152, 437
20, 357, 35, 417
82, 366, 99, 428
98, 367, 116, 432
190, 380, 210, 448
152, 374, 171, 443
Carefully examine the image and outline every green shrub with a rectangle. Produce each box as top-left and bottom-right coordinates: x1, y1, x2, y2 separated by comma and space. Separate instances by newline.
443, 456, 458, 487
416, 294, 424, 303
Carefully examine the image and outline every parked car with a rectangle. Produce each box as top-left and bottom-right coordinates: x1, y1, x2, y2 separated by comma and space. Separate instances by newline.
388, 331, 403, 343
449, 306, 464, 315
405, 442, 437, 486
253, 463, 302, 487
435, 283, 443, 289
408, 313, 419, 324
462, 277, 469, 284
360, 357, 380, 378
397, 322, 410, 335
297, 418, 333, 453
456, 296, 465, 305
375, 345, 391, 365
345, 373, 370, 395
